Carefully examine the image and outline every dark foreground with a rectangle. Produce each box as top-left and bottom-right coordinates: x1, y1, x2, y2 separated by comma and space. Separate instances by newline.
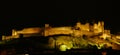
0, 49, 120, 55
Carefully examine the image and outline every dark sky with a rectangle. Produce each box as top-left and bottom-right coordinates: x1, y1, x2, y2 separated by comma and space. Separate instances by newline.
0, 0, 117, 36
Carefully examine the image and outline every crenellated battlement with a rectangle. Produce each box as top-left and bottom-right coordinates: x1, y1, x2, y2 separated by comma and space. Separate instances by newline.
1, 21, 110, 40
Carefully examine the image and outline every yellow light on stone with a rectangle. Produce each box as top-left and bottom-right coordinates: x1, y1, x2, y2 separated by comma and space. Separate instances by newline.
59, 45, 67, 51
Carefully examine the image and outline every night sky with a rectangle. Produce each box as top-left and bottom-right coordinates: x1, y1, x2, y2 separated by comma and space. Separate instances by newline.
0, 0, 117, 36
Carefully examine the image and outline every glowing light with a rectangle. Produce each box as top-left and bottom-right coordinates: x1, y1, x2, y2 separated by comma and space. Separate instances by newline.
59, 44, 67, 51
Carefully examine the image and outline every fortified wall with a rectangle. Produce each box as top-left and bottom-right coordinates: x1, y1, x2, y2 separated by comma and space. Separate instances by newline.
2, 21, 111, 40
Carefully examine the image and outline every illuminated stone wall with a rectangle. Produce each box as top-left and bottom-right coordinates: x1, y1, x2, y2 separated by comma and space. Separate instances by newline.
75, 22, 90, 31
2, 21, 120, 50
2, 28, 42, 40
93, 21, 104, 33
1, 21, 110, 40
2, 35, 12, 40
44, 27, 73, 36
2, 35, 19, 40
16, 27, 41, 34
